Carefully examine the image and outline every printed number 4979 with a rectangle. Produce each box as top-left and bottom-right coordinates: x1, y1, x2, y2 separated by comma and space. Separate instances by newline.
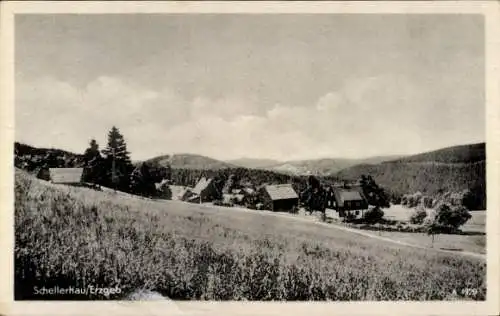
454, 288, 478, 297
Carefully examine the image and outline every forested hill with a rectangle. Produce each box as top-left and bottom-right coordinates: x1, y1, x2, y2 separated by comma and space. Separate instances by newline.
14, 142, 82, 160
384, 142, 485, 164
14, 142, 84, 171
335, 143, 486, 209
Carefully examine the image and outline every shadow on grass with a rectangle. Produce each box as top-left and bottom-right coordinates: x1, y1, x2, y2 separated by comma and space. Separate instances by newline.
454, 231, 485, 236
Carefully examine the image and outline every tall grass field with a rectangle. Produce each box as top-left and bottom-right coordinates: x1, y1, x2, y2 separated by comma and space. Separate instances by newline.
14, 169, 486, 301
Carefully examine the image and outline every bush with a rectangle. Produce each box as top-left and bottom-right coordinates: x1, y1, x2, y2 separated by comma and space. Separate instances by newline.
401, 192, 423, 208
409, 207, 427, 224
425, 202, 472, 234
432, 189, 486, 211
362, 206, 384, 224
390, 194, 402, 205
156, 184, 172, 200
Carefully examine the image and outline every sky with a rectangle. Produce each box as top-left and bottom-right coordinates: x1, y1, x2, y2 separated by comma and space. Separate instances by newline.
15, 14, 485, 161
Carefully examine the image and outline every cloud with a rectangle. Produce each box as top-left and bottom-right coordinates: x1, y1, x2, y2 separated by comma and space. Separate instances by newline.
15, 73, 483, 161
16, 75, 187, 157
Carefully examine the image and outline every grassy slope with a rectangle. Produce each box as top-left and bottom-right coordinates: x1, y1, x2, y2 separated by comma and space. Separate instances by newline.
15, 169, 485, 300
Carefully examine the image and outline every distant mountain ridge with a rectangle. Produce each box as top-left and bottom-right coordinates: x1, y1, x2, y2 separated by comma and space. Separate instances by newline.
147, 154, 402, 174
226, 158, 281, 169
229, 155, 404, 176
146, 153, 236, 170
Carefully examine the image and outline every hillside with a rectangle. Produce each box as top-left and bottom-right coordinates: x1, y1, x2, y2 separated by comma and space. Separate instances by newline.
14, 169, 485, 300
146, 153, 236, 170
335, 143, 486, 209
14, 142, 84, 171
386, 142, 485, 164
14, 142, 82, 159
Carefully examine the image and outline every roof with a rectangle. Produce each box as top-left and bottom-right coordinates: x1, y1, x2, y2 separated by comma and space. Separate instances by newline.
155, 179, 169, 190
333, 189, 367, 207
263, 184, 298, 201
180, 188, 194, 200
192, 177, 213, 195
242, 187, 255, 195
49, 168, 84, 184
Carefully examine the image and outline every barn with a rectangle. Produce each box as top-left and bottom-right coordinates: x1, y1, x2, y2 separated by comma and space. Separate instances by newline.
48, 168, 84, 186
191, 177, 222, 203
259, 184, 299, 212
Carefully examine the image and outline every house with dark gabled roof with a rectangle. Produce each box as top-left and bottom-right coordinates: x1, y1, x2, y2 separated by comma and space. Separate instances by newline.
331, 188, 369, 213
190, 177, 222, 203
259, 183, 299, 212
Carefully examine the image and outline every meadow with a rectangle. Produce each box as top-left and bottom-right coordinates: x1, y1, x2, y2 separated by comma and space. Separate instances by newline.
14, 169, 486, 301
325, 205, 486, 254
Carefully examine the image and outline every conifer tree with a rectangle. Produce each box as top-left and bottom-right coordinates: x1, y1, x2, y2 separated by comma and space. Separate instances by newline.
101, 126, 134, 191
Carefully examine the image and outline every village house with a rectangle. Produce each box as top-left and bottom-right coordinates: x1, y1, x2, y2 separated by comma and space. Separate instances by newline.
231, 188, 243, 195
259, 184, 299, 212
190, 177, 222, 203
331, 188, 369, 217
241, 187, 255, 196
241, 187, 258, 206
154, 179, 172, 200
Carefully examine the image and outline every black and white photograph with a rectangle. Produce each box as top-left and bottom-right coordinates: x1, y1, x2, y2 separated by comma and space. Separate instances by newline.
1, 1, 499, 315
